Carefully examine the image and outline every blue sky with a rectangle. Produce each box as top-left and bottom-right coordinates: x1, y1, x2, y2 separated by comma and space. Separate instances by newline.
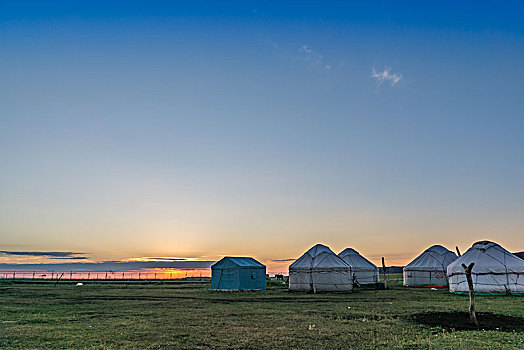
1, 1, 523, 270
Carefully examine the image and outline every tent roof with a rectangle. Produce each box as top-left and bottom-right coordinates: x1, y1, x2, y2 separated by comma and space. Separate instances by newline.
211, 257, 265, 269
338, 248, 377, 269
304, 244, 333, 257
404, 244, 458, 271
448, 241, 524, 274
289, 244, 350, 270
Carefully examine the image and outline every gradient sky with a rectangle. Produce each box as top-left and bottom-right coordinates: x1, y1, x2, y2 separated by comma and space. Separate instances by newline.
1, 1, 523, 272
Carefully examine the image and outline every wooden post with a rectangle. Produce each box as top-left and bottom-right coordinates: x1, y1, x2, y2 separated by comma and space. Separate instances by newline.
461, 262, 479, 327
54, 272, 64, 287
456, 246, 461, 257
311, 268, 317, 294
381, 257, 388, 289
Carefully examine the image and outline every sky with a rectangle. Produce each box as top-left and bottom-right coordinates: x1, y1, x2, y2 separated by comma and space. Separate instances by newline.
1, 1, 523, 274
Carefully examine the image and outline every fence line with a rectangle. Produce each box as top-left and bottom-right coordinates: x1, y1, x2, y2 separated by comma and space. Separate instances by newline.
0, 270, 210, 281
1, 271, 404, 283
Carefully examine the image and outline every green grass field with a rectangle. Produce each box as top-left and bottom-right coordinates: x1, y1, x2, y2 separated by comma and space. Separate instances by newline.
1, 278, 523, 349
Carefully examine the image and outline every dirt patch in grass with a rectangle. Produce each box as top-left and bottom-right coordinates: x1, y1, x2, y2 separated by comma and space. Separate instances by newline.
411, 311, 524, 332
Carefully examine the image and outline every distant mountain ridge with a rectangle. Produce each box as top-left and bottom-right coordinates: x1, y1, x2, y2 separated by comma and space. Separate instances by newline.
378, 266, 404, 274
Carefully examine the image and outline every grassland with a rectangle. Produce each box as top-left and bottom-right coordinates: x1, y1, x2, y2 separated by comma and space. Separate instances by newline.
0, 277, 523, 349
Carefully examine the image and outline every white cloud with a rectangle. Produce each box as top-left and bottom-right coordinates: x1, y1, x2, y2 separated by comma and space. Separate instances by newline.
295, 45, 324, 70
301, 45, 313, 54
268, 40, 286, 54
371, 67, 402, 86
267, 40, 340, 73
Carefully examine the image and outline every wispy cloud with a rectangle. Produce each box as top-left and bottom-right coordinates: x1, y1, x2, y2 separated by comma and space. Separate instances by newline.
371, 67, 402, 86
295, 45, 325, 70
129, 257, 189, 262
271, 258, 296, 262
0, 251, 214, 271
0, 251, 86, 258
0, 260, 216, 272
268, 41, 340, 73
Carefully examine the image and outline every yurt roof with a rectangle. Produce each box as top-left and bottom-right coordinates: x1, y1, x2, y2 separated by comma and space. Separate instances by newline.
289, 244, 350, 270
404, 244, 458, 271
448, 241, 524, 273
338, 248, 377, 269
211, 257, 265, 269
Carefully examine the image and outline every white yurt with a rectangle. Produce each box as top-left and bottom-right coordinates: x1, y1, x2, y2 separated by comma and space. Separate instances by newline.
289, 244, 353, 292
447, 241, 524, 295
338, 248, 380, 285
403, 245, 458, 287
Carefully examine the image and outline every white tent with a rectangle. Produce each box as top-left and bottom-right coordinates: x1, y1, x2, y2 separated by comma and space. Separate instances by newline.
447, 241, 524, 295
403, 245, 458, 287
289, 244, 353, 292
338, 248, 380, 285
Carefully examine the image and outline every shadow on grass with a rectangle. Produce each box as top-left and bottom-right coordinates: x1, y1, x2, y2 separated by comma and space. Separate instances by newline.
410, 311, 524, 332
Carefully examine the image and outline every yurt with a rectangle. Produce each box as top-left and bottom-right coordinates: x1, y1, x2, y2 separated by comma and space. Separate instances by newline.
338, 248, 380, 285
403, 245, 458, 287
447, 241, 524, 295
211, 257, 266, 290
289, 244, 353, 292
